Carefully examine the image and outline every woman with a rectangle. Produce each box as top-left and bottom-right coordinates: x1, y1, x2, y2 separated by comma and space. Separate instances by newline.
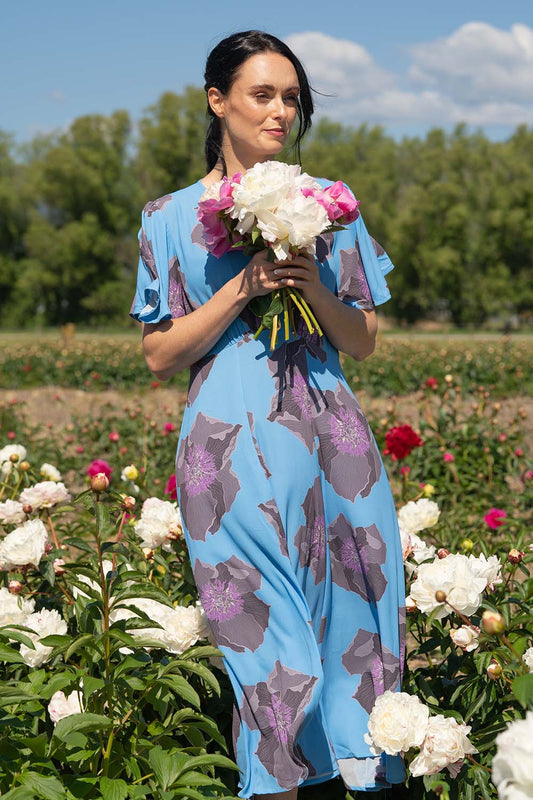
130, 30, 406, 800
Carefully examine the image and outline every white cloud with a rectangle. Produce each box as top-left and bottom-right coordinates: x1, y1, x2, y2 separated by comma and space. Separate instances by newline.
284, 23, 533, 131
47, 90, 66, 103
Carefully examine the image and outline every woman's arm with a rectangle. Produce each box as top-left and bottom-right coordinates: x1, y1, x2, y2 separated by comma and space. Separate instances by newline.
141, 250, 284, 379
272, 254, 378, 360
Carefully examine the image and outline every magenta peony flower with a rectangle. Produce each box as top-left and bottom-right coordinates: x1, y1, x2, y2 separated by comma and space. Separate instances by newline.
165, 474, 177, 501
443, 452, 455, 463
302, 181, 360, 225
86, 459, 113, 479
484, 508, 507, 529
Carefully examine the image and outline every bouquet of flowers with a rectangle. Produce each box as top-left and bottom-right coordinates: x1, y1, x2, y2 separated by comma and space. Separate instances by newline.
196, 161, 360, 350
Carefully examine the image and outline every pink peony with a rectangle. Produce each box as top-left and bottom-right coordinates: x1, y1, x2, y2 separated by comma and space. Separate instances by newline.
443, 452, 455, 463
165, 474, 177, 501
302, 181, 360, 224
108, 431, 120, 442
86, 459, 113, 479
484, 508, 507, 529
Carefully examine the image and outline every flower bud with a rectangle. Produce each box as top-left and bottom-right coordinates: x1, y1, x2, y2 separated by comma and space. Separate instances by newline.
19, 460, 31, 472
168, 521, 183, 540
9, 453, 19, 464
142, 547, 154, 560
22, 504, 33, 515
121, 495, 136, 511
444, 374, 453, 384
405, 595, 417, 613
435, 590, 447, 604
53, 558, 66, 575
460, 538, 474, 552
493, 402, 501, 411
8, 580, 23, 594
508, 548, 524, 564
481, 610, 505, 635
437, 548, 450, 559
422, 483, 436, 497
91, 472, 110, 493
487, 660, 502, 680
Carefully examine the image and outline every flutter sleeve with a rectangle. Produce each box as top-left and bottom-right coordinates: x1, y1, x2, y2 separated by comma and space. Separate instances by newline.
129, 200, 193, 323
335, 195, 394, 311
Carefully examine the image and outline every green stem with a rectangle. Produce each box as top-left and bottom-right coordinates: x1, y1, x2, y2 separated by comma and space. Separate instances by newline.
282, 290, 290, 341
253, 323, 266, 340
288, 289, 314, 334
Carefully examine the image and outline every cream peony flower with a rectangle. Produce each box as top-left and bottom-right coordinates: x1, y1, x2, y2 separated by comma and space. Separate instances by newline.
134, 497, 183, 551
255, 192, 329, 260
403, 530, 437, 577
0, 444, 27, 475
40, 463, 62, 482
450, 625, 480, 652
409, 553, 487, 618
19, 481, 71, 510
48, 688, 84, 724
409, 715, 478, 777
468, 552, 503, 591
0, 519, 48, 570
0, 499, 26, 525
398, 498, 440, 534
364, 690, 430, 756
0, 586, 35, 626
110, 597, 210, 655
522, 647, 533, 672
20, 608, 68, 667
492, 711, 533, 800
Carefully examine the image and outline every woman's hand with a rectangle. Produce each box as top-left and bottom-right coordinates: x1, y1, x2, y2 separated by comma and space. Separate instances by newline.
235, 249, 286, 299
271, 253, 324, 304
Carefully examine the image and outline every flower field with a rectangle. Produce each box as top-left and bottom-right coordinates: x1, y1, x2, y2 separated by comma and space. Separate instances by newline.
0, 332, 531, 800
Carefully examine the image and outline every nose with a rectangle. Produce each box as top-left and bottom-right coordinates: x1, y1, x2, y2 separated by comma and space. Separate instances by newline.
271, 95, 287, 121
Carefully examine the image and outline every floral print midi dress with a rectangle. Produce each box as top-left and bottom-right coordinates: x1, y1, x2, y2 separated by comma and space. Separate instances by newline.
130, 177, 407, 798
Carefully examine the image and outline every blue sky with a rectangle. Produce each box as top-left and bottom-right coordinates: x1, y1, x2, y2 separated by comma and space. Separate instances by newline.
3, 0, 533, 145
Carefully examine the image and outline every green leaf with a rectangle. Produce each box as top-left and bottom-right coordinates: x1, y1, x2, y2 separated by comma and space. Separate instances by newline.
0, 643, 27, 664
65, 633, 97, 661
100, 777, 129, 800
512, 673, 533, 709
178, 753, 240, 777
158, 675, 201, 708
171, 660, 221, 697
0, 686, 41, 705
148, 746, 187, 790
112, 585, 174, 606
63, 537, 96, 554
39, 557, 57, 586
95, 501, 110, 530
52, 712, 112, 745
39, 634, 72, 648
18, 772, 66, 799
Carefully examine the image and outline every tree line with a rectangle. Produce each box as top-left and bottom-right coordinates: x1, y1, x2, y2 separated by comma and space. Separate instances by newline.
1, 86, 532, 328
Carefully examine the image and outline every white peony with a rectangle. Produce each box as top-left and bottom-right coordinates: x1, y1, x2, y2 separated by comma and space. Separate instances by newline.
0, 444, 27, 475
40, 463, 62, 482
398, 498, 441, 534
492, 711, 533, 800
404, 531, 437, 577
48, 688, 84, 724
230, 161, 321, 236
255, 192, 329, 260
409, 553, 487, 618
522, 647, 533, 672
0, 499, 26, 525
72, 559, 133, 600
364, 691, 430, 756
450, 625, 480, 652
0, 519, 48, 570
468, 552, 503, 591
19, 481, 71, 510
399, 524, 412, 560
409, 715, 477, 777
134, 497, 183, 551
20, 608, 68, 667
0, 586, 35, 626
110, 597, 210, 655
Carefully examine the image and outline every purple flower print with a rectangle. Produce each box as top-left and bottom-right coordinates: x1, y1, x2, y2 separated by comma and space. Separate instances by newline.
247, 412, 272, 480
316, 381, 381, 500
370, 235, 385, 257
316, 232, 334, 263
187, 353, 217, 407
168, 255, 197, 319
338, 245, 374, 310
139, 228, 157, 279
399, 604, 406, 682
176, 413, 241, 540
328, 514, 387, 602
239, 660, 318, 788
267, 339, 323, 452
194, 555, 270, 652
293, 477, 327, 585
258, 498, 289, 558
341, 629, 401, 714
143, 195, 173, 217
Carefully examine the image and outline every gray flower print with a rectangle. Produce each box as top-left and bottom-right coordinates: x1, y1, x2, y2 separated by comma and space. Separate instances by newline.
338, 244, 374, 310
316, 232, 334, 263
247, 412, 272, 480
168, 255, 197, 319
143, 195, 173, 217
176, 413, 241, 540
316, 382, 381, 500
318, 616, 327, 645
139, 228, 157, 279
258, 498, 289, 558
187, 353, 217, 407
267, 339, 323, 452
398, 604, 406, 682
370, 235, 385, 257
293, 477, 327, 585
328, 514, 387, 602
194, 555, 270, 653
341, 629, 401, 714
239, 660, 318, 788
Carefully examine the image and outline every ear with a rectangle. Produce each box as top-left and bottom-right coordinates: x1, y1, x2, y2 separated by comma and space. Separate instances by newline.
207, 87, 225, 119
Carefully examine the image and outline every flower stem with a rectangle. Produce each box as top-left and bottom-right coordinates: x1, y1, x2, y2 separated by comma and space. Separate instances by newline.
45, 509, 60, 549
288, 289, 314, 334
282, 290, 290, 341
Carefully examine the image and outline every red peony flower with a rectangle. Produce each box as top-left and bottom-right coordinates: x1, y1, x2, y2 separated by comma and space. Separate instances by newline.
425, 377, 438, 389
484, 508, 507, 529
87, 459, 113, 478
383, 425, 423, 460
108, 431, 120, 443
164, 422, 177, 432
165, 474, 177, 501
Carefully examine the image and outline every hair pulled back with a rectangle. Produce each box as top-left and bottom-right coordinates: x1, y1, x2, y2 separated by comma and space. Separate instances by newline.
203, 30, 314, 173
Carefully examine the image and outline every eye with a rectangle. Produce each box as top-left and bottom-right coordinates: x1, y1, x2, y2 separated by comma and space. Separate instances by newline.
285, 95, 299, 104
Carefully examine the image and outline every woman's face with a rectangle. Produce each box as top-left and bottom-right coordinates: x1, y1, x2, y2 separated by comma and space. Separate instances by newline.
212, 51, 300, 167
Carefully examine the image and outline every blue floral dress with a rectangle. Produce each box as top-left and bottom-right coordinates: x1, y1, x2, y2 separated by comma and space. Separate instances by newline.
130, 178, 407, 798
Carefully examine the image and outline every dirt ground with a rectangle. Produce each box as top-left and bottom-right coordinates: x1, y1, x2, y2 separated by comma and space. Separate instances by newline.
2, 386, 532, 441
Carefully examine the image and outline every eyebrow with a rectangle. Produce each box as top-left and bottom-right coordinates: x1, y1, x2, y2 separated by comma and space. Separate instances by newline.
249, 84, 300, 92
